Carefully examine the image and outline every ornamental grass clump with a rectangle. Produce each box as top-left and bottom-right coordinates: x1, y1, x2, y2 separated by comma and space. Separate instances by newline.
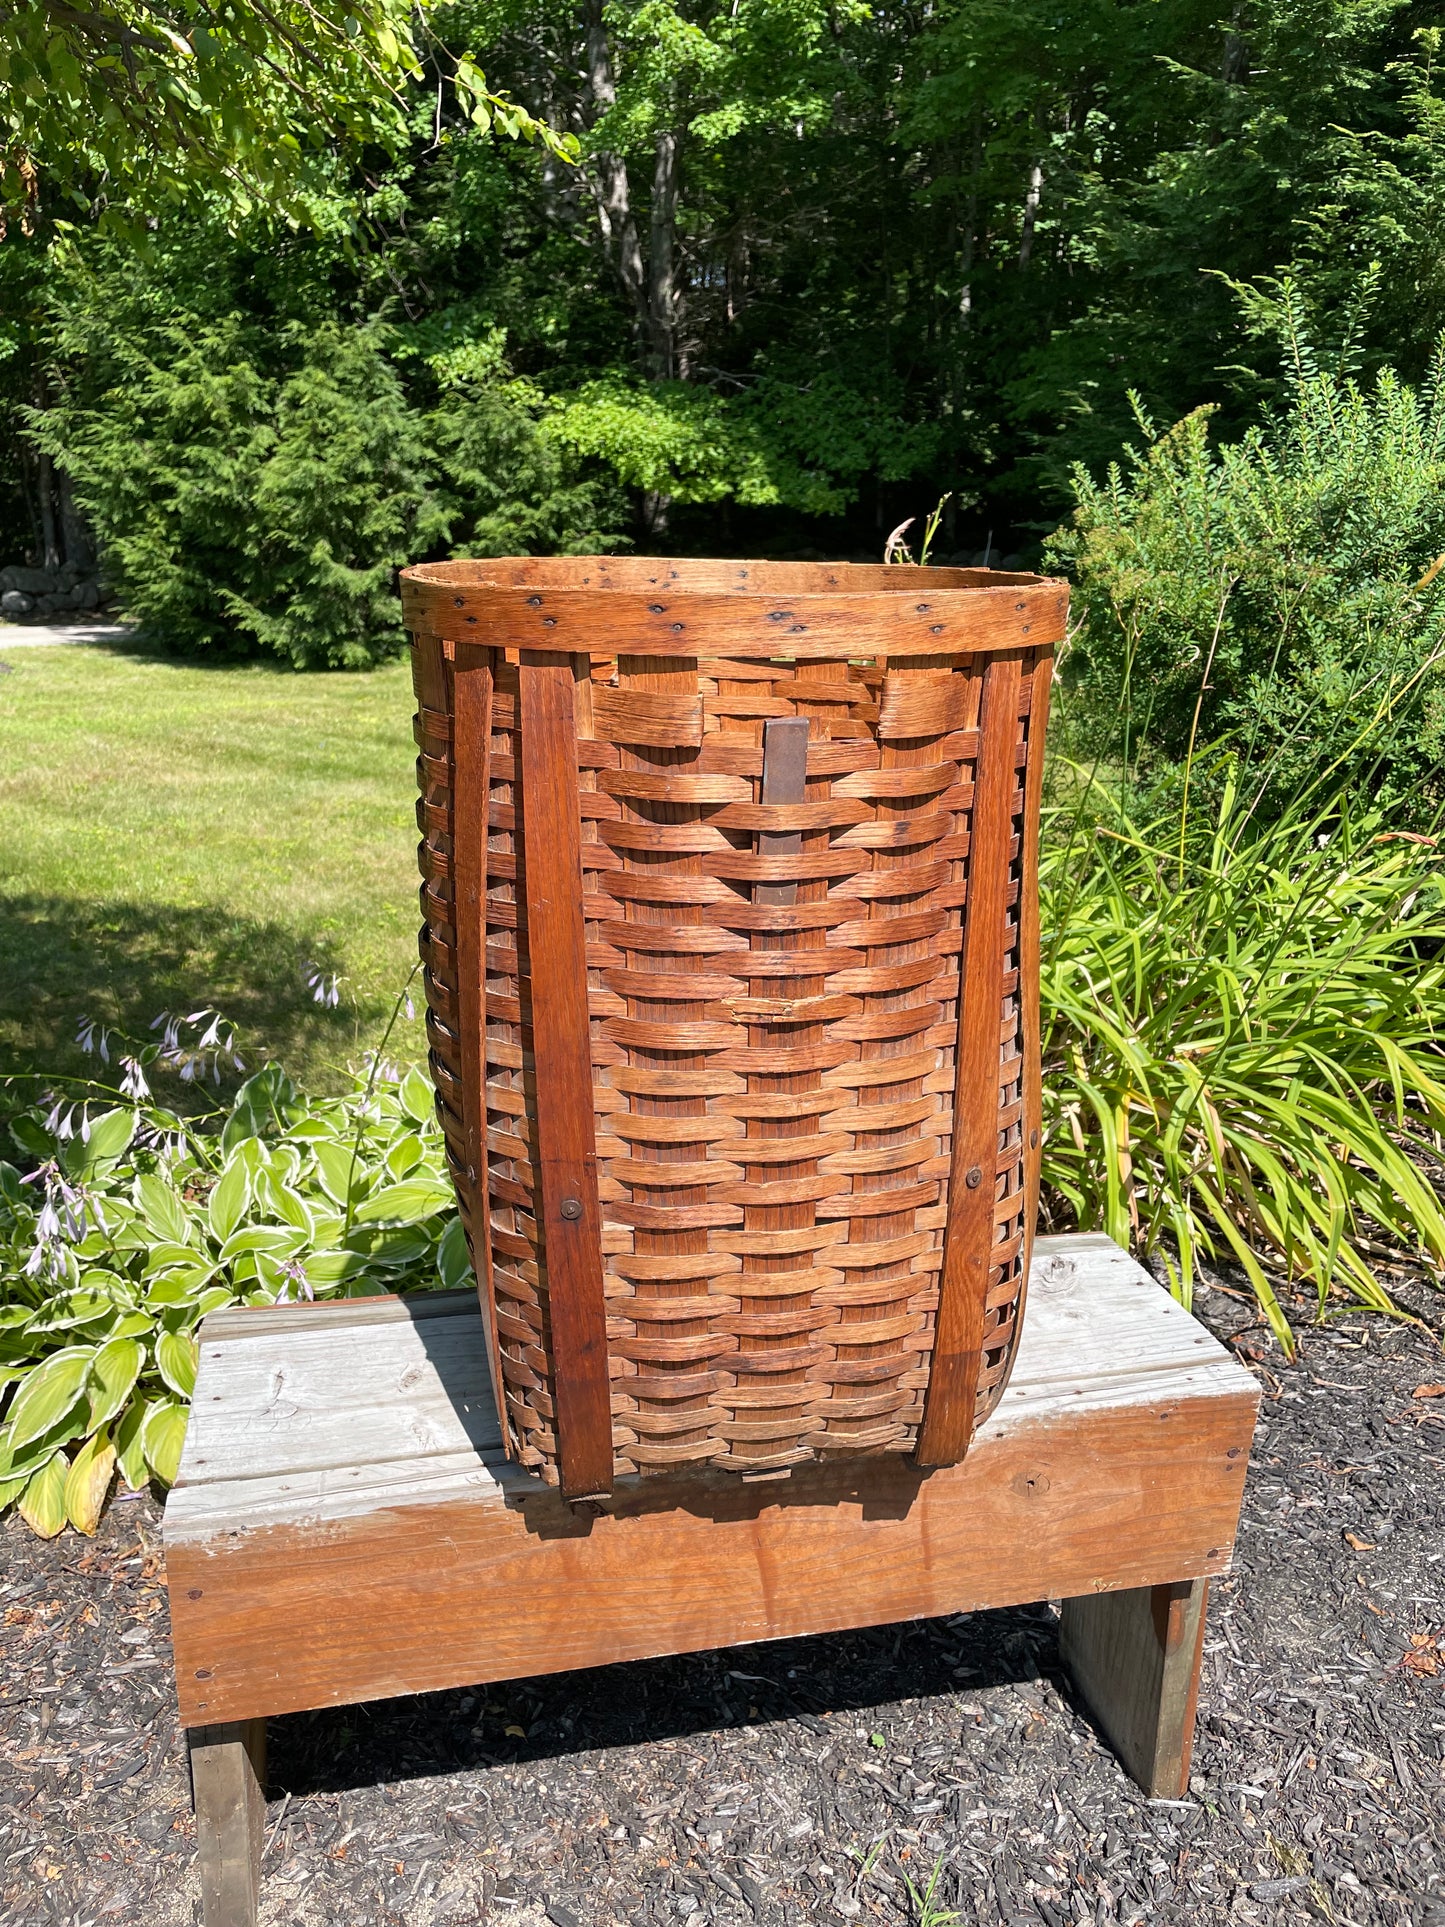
1039, 763, 1445, 1348
0, 1011, 466, 1538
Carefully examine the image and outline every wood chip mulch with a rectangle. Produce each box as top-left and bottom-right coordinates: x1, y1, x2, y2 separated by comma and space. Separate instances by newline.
2, 1283, 1442, 1927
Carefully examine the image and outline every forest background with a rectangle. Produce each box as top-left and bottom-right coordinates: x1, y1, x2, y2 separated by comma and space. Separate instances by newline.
7, 0, 1445, 675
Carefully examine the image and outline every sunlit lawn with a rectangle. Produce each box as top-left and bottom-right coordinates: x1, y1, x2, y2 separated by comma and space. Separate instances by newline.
0, 636, 426, 1099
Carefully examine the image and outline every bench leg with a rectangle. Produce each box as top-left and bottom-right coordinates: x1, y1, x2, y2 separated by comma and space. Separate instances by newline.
188, 1719, 267, 1927
1059, 1577, 1208, 1798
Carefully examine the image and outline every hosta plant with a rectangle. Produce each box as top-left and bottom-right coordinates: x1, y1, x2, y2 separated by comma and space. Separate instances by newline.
0, 1053, 467, 1537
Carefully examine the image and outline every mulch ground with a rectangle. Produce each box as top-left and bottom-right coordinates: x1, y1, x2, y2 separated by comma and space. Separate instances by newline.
2, 1281, 1442, 1927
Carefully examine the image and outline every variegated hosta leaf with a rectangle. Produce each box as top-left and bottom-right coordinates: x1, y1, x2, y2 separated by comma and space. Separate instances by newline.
64, 1429, 117, 1536
18, 1454, 69, 1539
5, 1346, 96, 1451
1, 1056, 460, 1534
141, 1401, 189, 1486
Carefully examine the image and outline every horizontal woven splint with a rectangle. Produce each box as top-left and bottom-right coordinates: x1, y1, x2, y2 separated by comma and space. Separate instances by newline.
402, 558, 1064, 1497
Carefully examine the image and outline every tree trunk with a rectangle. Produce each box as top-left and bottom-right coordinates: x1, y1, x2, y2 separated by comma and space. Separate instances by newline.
582, 0, 648, 337
1018, 161, 1043, 269
59, 469, 96, 573
37, 448, 60, 571
579, 0, 684, 383
1222, 5, 1251, 84
648, 128, 681, 378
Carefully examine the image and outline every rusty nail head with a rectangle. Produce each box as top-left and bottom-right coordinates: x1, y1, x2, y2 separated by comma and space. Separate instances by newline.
194, 1669, 212, 1680
1029, 1129, 1039, 1148
965, 1166, 982, 1190
560, 1196, 583, 1221
187, 1588, 203, 1600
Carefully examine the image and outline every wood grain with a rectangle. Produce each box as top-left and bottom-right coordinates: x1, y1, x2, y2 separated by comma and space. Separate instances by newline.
755, 716, 811, 908
517, 654, 613, 1498
414, 573, 1067, 660
166, 1235, 1257, 1727
451, 653, 508, 1446
1060, 1576, 1210, 1797
188, 1720, 266, 1927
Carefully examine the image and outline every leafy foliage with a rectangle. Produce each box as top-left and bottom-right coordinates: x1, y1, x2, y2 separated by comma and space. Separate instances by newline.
18, 0, 1445, 575
0, 0, 574, 228
1040, 769, 1445, 1351
1048, 346, 1445, 809
31, 313, 627, 664
30, 317, 449, 665
0, 1054, 468, 1535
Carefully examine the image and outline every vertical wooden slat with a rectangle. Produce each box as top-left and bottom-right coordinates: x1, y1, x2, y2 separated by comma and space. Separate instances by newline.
915, 651, 1023, 1467
755, 716, 811, 907
518, 652, 613, 1498
452, 652, 509, 1451
1019, 654, 1053, 1279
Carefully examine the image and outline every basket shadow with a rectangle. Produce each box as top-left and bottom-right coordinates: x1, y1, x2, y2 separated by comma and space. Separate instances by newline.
264, 1600, 1062, 1801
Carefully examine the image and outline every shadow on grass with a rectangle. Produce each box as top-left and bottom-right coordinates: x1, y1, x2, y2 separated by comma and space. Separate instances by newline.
0, 891, 381, 1102
267, 1603, 1062, 1798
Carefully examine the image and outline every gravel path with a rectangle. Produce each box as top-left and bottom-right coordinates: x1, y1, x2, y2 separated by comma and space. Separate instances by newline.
2, 1282, 1442, 1927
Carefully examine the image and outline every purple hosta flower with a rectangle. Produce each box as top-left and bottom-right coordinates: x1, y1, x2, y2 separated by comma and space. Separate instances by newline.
118, 1056, 150, 1102
23, 1187, 63, 1277
42, 1096, 78, 1142
151, 1010, 183, 1054
305, 965, 342, 1010
404, 991, 416, 1021
133, 1115, 187, 1163
274, 1258, 314, 1304
19, 1161, 101, 1276
151, 1008, 243, 1084
76, 1017, 114, 1063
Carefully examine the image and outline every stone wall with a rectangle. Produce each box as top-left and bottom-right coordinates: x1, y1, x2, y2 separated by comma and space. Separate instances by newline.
0, 564, 106, 620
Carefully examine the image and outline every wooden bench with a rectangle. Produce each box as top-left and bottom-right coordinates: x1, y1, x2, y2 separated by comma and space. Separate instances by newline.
164, 1231, 1258, 1927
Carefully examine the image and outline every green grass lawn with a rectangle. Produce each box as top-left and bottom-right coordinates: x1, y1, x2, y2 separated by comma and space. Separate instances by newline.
0, 637, 427, 1099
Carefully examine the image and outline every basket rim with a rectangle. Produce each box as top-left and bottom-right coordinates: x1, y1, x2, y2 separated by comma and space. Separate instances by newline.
401, 556, 1068, 660
401, 554, 1064, 600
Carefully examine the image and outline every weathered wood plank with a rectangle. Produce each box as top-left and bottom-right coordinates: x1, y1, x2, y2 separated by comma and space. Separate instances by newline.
167, 1355, 1244, 1538
166, 1235, 1256, 1727
1060, 1576, 1210, 1798
169, 1233, 1233, 1503
197, 1289, 476, 1343
189, 1719, 266, 1927
173, 1236, 1237, 1502
177, 1310, 499, 1489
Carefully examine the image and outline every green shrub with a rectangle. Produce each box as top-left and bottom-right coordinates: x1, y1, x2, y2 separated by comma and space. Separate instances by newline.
34, 320, 450, 669
429, 369, 628, 558
1048, 343, 1445, 812
1039, 763, 1445, 1348
0, 1045, 467, 1537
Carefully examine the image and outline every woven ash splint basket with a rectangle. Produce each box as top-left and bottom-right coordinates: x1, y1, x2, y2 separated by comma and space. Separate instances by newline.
402, 557, 1064, 1498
